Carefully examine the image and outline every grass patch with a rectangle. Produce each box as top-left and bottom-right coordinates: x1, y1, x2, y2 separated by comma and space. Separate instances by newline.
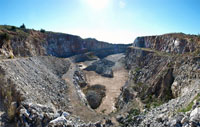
16, 29, 29, 38
142, 94, 164, 109
0, 25, 29, 38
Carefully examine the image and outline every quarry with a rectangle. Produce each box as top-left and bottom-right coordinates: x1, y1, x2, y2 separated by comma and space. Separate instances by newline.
0, 25, 200, 127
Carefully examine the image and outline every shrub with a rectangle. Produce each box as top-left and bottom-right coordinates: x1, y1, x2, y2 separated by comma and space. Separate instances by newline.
9, 54, 14, 59
9, 50, 14, 59
10, 26, 16, 31
20, 23, 26, 29
101, 109, 106, 113
128, 108, 140, 116
190, 38, 194, 42
126, 108, 141, 123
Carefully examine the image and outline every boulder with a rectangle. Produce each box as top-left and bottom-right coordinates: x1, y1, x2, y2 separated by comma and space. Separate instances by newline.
190, 107, 200, 124
85, 84, 106, 109
84, 59, 115, 78
86, 91, 102, 109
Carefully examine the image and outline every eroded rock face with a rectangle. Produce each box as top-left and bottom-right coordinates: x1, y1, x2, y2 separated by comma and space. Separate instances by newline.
0, 56, 70, 108
146, 68, 174, 101
0, 56, 72, 126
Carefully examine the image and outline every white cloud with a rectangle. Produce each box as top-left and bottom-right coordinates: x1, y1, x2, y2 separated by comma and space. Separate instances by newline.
119, 0, 126, 8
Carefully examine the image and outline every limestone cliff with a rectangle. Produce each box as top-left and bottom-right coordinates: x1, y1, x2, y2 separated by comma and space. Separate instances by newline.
133, 33, 200, 54
0, 25, 130, 58
116, 33, 200, 127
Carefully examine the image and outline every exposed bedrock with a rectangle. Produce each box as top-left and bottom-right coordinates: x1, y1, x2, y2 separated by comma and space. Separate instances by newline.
0, 28, 130, 59
133, 33, 200, 54
116, 34, 200, 127
118, 34, 200, 109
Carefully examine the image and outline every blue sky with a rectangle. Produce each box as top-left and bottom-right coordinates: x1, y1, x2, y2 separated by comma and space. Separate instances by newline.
0, 0, 200, 44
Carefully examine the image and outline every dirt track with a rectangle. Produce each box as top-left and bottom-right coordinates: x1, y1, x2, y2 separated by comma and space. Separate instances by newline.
63, 60, 103, 122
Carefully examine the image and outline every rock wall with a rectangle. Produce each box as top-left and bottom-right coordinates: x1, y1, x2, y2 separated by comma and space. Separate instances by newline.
133, 33, 200, 54
116, 33, 200, 127
0, 27, 130, 58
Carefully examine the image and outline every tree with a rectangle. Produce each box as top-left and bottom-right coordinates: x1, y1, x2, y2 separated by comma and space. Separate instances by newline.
20, 24, 26, 29
40, 29, 45, 33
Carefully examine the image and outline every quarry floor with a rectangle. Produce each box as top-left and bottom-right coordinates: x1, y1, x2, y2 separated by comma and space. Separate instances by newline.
83, 54, 128, 114
63, 62, 103, 123
62, 53, 128, 123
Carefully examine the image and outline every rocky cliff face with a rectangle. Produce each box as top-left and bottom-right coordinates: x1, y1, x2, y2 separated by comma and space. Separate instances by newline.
133, 33, 200, 54
0, 26, 130, 59
116, 34, 200, 127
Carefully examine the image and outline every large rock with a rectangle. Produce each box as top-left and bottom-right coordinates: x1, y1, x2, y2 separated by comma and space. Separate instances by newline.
190, 107, 200, 124
85, 84, 106, 109
84, 59, 115, 78
86, 91, 102, 109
